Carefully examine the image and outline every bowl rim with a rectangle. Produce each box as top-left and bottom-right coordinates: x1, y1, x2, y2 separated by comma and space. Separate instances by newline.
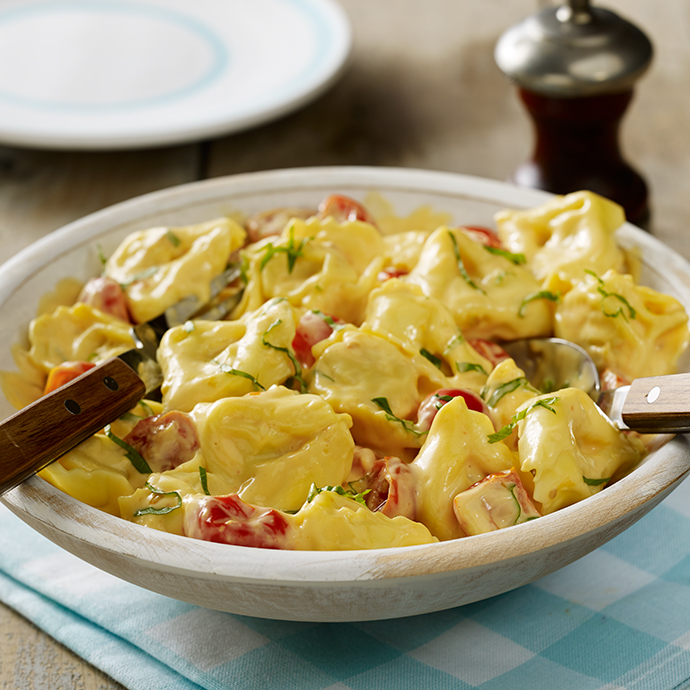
3, 165, 690, 586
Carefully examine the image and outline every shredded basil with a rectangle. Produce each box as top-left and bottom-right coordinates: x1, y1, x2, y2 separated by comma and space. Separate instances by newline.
239, 251, 249, 285
307, 482, 371, 506
456, 361, 487, 375
420, 348, 443, 369
371, 396, 428, 438
485, 376, 534, 408
96, 244, 108, 268
119, 265, 159, 288
507, 483, 522, 524
518, 290, 561, 317
138, 400, 155, 417
104, 424, 151, 474
311, 309, 345, 331
585, 270, 636, 320
448, 231, 485, 293
134, 482, 182, 516
261, 319, 307, 392
166, 230, 181, 247
119, 411, 144, 423
488, 397, 559, 444
199, 467, 211, 495
583, 476, 610, 486
315, 369, 335, 382
443, 333, 465, 354
215, 361, 266, 391
484, 246, 526, 265
260, 225, 310, 274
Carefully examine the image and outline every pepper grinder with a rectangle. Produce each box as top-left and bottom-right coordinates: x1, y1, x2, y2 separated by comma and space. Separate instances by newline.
495, 0, 653, 229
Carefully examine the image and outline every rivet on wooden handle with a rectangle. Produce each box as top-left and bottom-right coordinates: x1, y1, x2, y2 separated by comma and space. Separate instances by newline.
621, 373, 690, 433
0, 357, 146, 495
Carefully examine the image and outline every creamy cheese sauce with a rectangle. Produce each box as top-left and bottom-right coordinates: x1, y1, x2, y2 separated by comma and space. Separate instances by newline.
5, 191, 689, 550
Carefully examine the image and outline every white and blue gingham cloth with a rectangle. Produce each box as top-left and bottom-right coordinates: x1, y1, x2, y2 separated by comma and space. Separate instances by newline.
3, 479, 690, 690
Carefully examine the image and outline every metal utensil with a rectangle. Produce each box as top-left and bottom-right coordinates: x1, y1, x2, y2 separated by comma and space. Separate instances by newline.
0, 266, 242, 495
503, 337, 690, 434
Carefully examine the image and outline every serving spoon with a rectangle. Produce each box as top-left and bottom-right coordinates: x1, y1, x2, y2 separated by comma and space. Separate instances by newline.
503, 338, 690, 434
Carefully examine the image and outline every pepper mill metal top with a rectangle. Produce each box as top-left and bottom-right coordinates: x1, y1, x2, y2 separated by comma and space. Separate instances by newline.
495, 0, 653, 97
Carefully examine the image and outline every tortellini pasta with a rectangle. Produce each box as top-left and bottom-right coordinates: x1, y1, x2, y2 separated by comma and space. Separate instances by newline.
7, 190, 687, 551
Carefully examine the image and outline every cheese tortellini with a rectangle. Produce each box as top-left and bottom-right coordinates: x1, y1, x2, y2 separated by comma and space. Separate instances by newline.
7, 190, 688, 552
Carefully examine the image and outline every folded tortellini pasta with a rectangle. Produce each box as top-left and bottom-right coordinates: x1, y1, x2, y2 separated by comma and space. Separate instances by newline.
9, 190, 687, 552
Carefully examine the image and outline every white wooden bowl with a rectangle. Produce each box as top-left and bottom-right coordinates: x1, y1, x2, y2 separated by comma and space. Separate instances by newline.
2, 167, 690, 622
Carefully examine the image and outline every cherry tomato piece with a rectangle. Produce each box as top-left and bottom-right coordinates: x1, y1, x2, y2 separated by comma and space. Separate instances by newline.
77, 276, 131, 323
291, 311, 341, 368
317, 194, 378, 228
377, 266, 409, 282
468, 338, 511, 368
460, 225, 502, 248
43, 361, 96, 395
417, 388, 490, 432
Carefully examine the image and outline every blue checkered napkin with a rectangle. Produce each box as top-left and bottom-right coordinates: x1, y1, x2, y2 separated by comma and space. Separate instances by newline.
3, 478, 690, 690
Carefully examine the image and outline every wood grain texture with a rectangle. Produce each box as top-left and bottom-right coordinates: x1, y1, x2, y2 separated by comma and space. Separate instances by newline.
1, 603, 124, 690
622, 374, 690, 433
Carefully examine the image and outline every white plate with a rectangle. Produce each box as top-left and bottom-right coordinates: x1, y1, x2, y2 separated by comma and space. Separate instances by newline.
0, 0, 351, 150
2, 167, 690, 622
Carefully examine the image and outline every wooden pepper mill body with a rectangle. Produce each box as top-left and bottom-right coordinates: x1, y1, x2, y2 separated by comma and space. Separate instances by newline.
514, 88, 649, 229
495, 1, 653, 229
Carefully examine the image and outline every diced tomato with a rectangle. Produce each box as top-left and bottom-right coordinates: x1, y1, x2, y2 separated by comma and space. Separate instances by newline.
377, 266, 409, 282
77, 276, 131, 322
600, 367, 630, 391
460, 225, 502, 248
357, 456, 417, 520
124, 411, 200, 473
417, 388, 490, 432
184, 494, 291, 549
317, 194, 378, 228
244, 207, 315, 244
468, 338, 511, 368
43, 361, 96, 395
292, 310, 341, 368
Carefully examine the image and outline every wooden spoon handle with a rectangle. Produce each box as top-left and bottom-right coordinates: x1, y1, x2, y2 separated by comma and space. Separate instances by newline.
0, 357, 145, 496
622, 373, 690, 433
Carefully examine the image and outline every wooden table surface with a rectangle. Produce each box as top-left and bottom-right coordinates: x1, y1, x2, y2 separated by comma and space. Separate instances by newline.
2, 0, 690, 687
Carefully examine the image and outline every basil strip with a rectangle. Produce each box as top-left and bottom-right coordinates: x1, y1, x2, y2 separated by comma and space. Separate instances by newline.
138, 400, 155, 417
456, 361, 487, 375
260, 225, 310, 274
443, 333, 465, 354
585, 270, 636, 319
261, 319, 307, 392
420, 348, 443, 369
483, 246, 526, 265
583, 476, 610, 486
307, 482, 370, 506
215, 361, 266, 391
485, 376, 529, 408
487, 397, 559, 444
518, 290, 560, 317
104, 424, 152, 474
119, 265, 159, 288
199, 467, 211, 495
448, 231, 485, 293
371, 397, 428, 438
134, 482, 182, 516
96, 244, 108, 268
166, 230, 181, 247
507, 483, 522, 525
